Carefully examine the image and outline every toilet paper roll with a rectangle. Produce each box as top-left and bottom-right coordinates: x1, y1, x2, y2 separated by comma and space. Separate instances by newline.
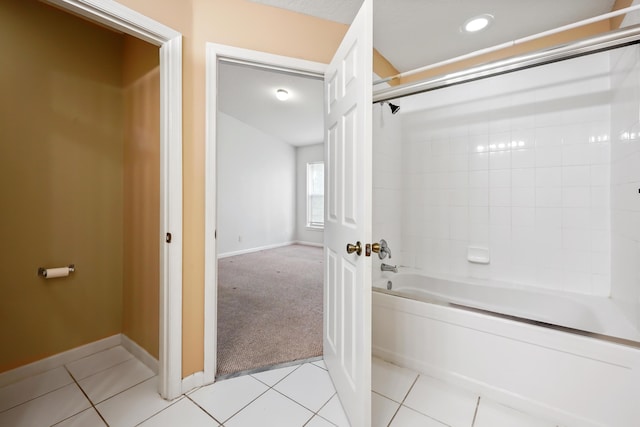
44, 267, 70, 279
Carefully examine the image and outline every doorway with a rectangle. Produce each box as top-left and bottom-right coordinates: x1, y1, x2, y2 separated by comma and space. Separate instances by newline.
203, 44, 328, 382
214, 60, 325, 377
38, 0, 183, 399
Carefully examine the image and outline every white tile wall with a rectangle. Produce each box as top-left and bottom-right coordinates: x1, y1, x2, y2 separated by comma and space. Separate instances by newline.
376, 49, 617, 296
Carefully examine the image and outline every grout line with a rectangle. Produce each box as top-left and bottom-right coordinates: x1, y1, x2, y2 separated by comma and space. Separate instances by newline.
91, 374, 156, 406
219, 387, 271, 425
63, 366, 110, 427
185, 394, 224, 425
269, 386, 324, 416
70, 354, 136, 383
385, 374, 419, 427
471, 396, 481, 427
249, 362, 303, 388
0, 379, 73, 414
400, 374, 420, 404
66, 344, 129, 367
132, 397, 186, 427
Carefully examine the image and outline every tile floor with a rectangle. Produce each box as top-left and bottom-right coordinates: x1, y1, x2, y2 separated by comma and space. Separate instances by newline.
0, 346, 561, 427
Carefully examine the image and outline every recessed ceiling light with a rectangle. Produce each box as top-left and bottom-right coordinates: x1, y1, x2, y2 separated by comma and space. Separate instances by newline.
275, 89, 289, 101
463, 14, 493, 33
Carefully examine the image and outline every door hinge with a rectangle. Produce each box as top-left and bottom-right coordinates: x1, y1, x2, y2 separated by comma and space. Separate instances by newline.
166, 232, 172, 243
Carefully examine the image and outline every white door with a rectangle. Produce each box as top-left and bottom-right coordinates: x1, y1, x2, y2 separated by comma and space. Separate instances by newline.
323, 0, 373, 425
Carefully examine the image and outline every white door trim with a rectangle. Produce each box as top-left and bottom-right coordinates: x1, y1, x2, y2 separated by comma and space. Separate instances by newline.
44, 0, 183, 400
204, 43, 326, 383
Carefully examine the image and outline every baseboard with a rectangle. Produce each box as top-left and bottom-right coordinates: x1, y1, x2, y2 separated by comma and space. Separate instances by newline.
121, 334, 159, 375
182, 370, 206, 394
0, 334, 121, 388
294, 241, 323, 248
218, 241, 295, 259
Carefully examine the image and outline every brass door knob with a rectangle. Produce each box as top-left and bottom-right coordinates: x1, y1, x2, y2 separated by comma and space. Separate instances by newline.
346, 241, 362, 256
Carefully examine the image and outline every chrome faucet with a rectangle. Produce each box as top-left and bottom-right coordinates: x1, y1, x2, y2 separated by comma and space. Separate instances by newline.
380, 263, 398, 273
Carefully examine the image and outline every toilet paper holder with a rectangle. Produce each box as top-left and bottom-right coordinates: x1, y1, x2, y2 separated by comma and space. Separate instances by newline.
38, 264, 75, 278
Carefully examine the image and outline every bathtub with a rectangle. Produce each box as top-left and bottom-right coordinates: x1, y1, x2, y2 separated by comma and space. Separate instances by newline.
372, 270, 640, 427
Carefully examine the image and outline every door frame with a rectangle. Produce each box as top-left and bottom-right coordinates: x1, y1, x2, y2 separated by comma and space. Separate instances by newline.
44, 0, 183, 400
204, 43, 326, 383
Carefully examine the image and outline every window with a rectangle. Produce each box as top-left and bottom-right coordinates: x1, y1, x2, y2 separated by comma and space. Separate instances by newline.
306, 162, 324, 229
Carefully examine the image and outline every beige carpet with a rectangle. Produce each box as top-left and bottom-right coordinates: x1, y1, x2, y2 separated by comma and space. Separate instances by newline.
217, 244, 323, 377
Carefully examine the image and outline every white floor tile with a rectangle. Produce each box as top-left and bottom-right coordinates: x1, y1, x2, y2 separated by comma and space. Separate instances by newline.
312, 359, 327, 370
372, 358, 418, 403
225, 389, 313, 427
372, 392, 400, 427
274, 363, 336, 412
390, 406, 449, 427
189, 374, 268, 423
66, 346, 133, 380
317, 394, 349, 427
403, 375, 478, 427
95, 377, 173, 427
0, 366, 73, 412
305, 415, 335, 427
53, 408, 106, 427
138, 397, 219, 426
0, 383, 90, 427
78, 357, 154, 404
474, 398, 556, 427
250, 364, 299, 387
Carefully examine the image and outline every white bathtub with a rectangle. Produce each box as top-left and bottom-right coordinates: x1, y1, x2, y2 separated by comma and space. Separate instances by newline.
372, 271, 640, 427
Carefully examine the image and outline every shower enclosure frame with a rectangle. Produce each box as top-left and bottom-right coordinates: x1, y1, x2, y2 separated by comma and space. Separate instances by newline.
373, 23, 640, 104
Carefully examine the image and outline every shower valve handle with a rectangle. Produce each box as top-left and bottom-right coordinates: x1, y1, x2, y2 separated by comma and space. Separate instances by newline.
369, 239, 391, 259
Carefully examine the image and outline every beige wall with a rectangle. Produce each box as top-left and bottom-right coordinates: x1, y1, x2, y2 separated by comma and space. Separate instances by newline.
0, 0, 124, 372
122, 36, 160, 359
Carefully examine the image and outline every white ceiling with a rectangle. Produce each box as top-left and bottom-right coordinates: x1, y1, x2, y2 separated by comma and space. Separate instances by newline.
374, 0, 616, 72
250, 0, 617, 72
224, 0, 618, 146
218, 61, 324, 146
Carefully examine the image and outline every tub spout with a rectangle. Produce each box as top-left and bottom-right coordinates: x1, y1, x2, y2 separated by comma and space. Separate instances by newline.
381, 263, 398, 273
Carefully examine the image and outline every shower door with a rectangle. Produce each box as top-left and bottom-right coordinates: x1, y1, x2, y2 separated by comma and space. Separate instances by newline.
323, 0, 373, 425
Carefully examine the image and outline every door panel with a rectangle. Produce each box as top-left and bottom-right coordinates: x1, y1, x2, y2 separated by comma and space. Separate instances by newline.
323, 0, 373, 425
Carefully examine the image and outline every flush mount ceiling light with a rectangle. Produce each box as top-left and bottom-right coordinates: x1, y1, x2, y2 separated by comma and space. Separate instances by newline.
275, 88, 289, 101
463, 14, 493, 33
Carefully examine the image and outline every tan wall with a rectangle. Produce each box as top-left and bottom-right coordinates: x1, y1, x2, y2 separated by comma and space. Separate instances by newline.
122, 36, 161, 359
373, 49, 400, 84
611, 0, 635, 29
0, 0, 124, 372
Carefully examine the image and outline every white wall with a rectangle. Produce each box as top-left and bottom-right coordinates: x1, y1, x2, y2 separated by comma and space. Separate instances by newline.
610, 8, 640, 329
395, 51, 612, 296
217, 112, 296, 256
295, 143, 324, 245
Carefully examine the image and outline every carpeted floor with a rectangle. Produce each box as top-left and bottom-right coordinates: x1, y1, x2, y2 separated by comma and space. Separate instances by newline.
216, 244, 323, 377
